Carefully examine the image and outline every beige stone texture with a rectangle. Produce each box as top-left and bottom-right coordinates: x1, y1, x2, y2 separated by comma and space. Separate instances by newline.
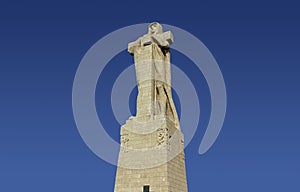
114, 22, 188, 192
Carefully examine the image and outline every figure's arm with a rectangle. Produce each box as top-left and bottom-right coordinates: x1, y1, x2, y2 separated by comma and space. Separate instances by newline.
141, 34, 152, 46
152, 31, 174, 47
162, 31, 174, 46
151, 34, 165, 46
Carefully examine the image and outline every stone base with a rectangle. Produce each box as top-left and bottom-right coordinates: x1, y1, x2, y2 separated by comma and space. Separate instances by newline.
114, 117, 188, 192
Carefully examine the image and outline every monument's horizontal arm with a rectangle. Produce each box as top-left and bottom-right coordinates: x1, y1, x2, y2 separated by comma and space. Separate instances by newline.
128, 37, 141, 54
128, 30, 174, 55
162, 31, 174, 46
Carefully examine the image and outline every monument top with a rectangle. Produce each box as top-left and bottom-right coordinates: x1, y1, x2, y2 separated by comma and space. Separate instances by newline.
128, 22, 174, 54
148, 22, 163, 34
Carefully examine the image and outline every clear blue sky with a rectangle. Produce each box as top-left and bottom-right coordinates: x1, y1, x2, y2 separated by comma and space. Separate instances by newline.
0, 0, 299, 191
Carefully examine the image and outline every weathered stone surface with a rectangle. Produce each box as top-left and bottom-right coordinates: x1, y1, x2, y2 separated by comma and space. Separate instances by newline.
114, 22, 188, 192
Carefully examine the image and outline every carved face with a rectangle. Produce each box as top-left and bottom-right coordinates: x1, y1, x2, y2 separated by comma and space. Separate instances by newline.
148, 22, 162, 34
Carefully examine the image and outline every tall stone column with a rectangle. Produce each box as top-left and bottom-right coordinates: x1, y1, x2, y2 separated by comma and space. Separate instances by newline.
114, 22, 188, 192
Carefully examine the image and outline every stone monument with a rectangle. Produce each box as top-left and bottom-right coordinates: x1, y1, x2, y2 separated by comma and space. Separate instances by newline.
114, 22, 188, 192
